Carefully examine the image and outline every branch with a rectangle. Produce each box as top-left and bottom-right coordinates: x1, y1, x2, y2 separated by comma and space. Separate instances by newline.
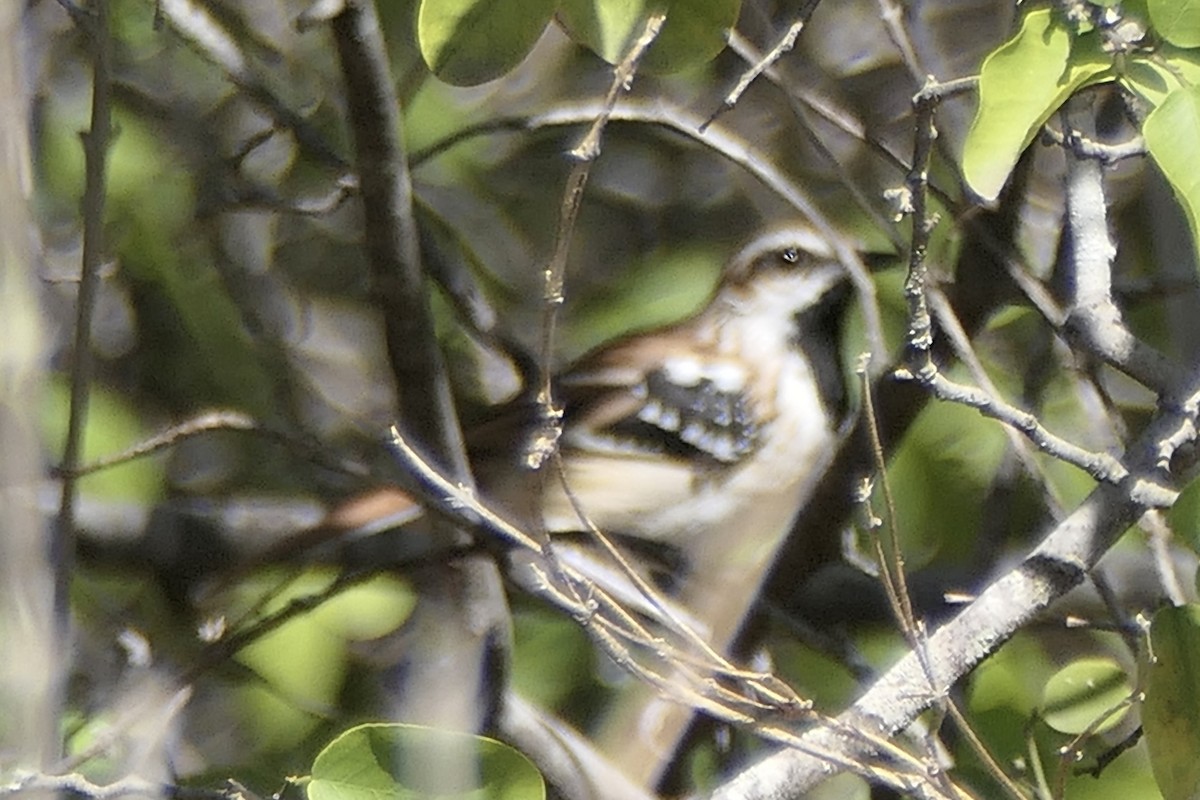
894, 85, 1134, 486
702, 0, 823, 132
55, 0, 112, 711
324, 0, 510, 754
57, 409, 370, 480
2, 773, 163, 800
1042, 123, 1145, 165
709, 78, 1200, 800
388, 430, 975, 799
526, 12, 665, 471
711, 432, 1188, 798
1059, 96, 1174, 394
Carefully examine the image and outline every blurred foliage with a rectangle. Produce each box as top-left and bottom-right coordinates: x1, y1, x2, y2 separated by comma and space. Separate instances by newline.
22, 0, 1200, 797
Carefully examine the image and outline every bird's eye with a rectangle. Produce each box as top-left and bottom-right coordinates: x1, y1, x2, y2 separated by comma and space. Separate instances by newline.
780, 247, 800, 264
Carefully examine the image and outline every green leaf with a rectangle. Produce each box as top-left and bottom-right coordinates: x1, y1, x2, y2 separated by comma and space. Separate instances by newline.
1149, 0, 1200, 48
962, 9, 1113, 203
1167, 471, 1200, 553
557, 0, 741, 74
1040, 657, 1131, 735
417, 0, 558, 86
1144, 86, 1200, 269
1144, 605, 1200, 800
1122, 46, 1200, 109
308, 723, 545, 800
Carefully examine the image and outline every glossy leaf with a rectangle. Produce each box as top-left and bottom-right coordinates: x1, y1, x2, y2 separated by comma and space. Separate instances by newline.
557, 0, 741, 74
1144, 86, 1200, 268
417, 0, 557, 86
1149, 0, 1200, 48
1122, 46, 1200, 109
1167, 472, 1200, 554
1040, 657, 1131, 735
308, 723, 545, 800
962, 9, 1112, 203
1144, 605, 1200, 800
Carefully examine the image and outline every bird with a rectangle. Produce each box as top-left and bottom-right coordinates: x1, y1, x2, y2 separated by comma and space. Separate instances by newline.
208, 225, 855, 783
511, 224, 851, 555
451, 225, 853, 606
491, 225, 855, 782
240, 224, 853, 588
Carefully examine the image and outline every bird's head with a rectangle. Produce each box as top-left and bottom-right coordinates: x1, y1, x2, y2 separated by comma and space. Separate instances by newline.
716, 225, 852, 329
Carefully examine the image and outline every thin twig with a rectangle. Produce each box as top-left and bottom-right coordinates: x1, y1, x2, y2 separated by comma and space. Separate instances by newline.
860, 358, 1005, 800
857, 356, 917, 636
927, 286, 1067, 518
57, 409, 369, 480
56, 0, 112, 661
942, 700, 1031, 800
876, 0, 924, 83
702, 0, 822, 132
1042, 124, 1145, 165
526, 13, 665, 473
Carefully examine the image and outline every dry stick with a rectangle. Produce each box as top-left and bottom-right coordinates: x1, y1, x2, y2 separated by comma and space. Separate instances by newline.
701, 0, 824, 132
862, 364, 1018, 800
521, 19, 692, 703
527, 13, 665, 474
59, 409, 370, 480
388, 430, 965, 798
55, 0, 112, 679
859, 362, 916, 634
